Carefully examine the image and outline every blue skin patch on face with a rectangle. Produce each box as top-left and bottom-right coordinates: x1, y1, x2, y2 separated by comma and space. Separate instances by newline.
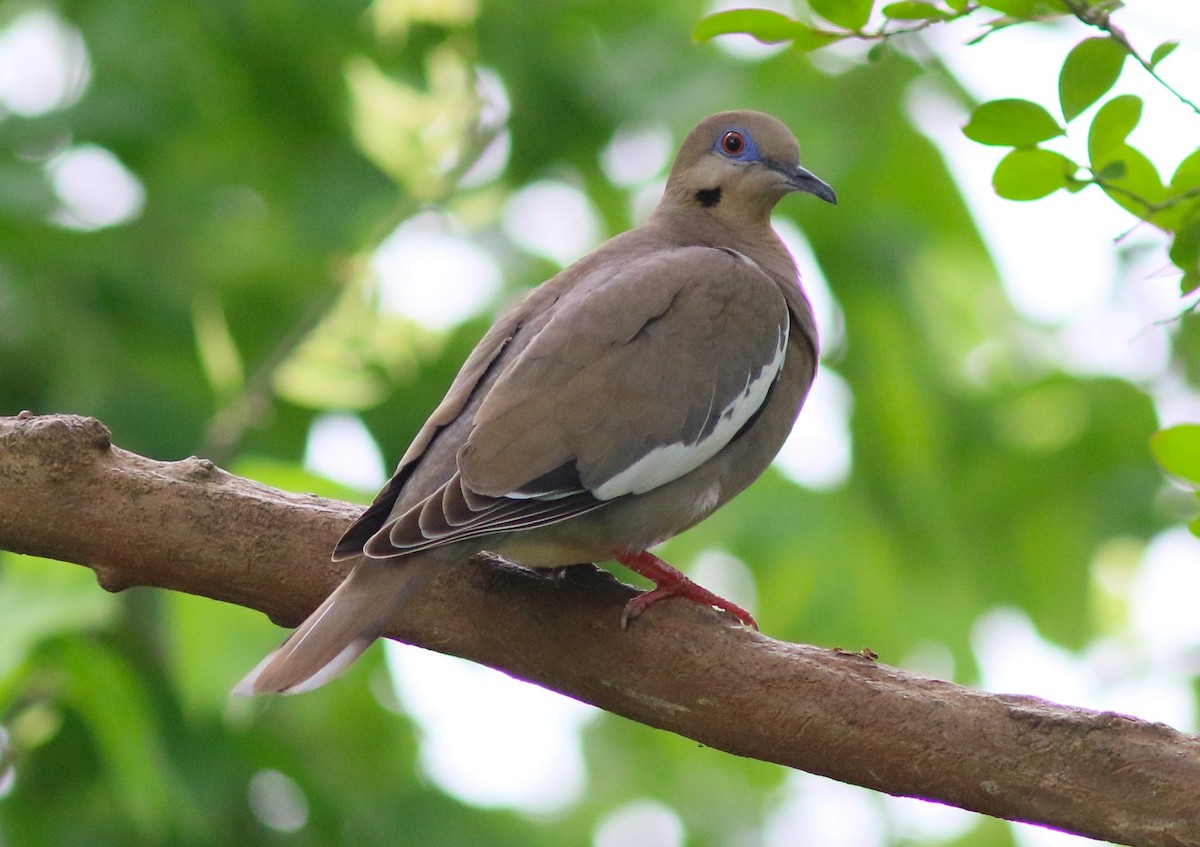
713, 127, 761, 163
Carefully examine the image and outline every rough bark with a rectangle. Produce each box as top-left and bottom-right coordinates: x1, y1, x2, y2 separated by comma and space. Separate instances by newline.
1, 413, 1198, 845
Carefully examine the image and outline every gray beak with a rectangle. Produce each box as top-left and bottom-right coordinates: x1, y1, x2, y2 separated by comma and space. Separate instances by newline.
775, 162, 837, 205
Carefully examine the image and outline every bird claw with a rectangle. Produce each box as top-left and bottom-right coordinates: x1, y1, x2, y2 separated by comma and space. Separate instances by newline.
615, 549, 758, 630
620, 584, 758, 630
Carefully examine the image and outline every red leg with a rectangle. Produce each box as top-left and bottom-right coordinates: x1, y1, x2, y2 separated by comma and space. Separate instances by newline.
613, 549, 758, 630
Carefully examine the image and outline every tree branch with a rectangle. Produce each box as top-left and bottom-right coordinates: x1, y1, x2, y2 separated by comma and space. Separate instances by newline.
1, 413, 1198, 846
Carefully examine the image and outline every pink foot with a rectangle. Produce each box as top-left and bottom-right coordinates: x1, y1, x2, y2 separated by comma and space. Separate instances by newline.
613, 549, 758, 630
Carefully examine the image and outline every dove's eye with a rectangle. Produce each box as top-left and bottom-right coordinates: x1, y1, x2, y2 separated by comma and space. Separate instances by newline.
720, 131, 745, 155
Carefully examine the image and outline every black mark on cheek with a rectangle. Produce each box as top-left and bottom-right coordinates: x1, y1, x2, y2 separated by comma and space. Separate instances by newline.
695, 187, 722, 208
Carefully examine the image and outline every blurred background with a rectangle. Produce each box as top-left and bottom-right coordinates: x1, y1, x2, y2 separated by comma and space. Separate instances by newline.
1, 0, 1199, 844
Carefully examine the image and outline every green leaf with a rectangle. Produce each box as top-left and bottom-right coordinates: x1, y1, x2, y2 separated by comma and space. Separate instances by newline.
1096, 145, 1167, 217
789, 22, 848, 51
944, 0, 969, 10
690, 9, 851, 53
809, 0, 875, 30
1150, 40, 1179, 70
55, 640, 202, 839
1087, 94, 1142, 162
1146, 150, 1200, 231
1159, 200, 1200, 236
992, 149, 1077, 200
693, 9, 803, 43
191, 294, 245, 400
1171, 148, 1200, 193
0, 553, 119, 685
1085, 96, 1164, 220
963, 99, 1064, 147
1144, 150, 1200, 231
1170, 220, 1200, 276
1087, 112, 1166, 219
1151, 424, 1200, 484
1058, 37, 1127, 123
1183, 271, 1200, 296
979, 0, 1024, 11
882, 1, 951, 20
978, 0, 1066, 17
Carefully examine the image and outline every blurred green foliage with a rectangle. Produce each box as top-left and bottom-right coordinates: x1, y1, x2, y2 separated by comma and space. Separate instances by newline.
0, 0, 1187, 844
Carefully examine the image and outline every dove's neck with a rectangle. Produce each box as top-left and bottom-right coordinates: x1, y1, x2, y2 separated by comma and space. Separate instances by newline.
646, 202, 799, 290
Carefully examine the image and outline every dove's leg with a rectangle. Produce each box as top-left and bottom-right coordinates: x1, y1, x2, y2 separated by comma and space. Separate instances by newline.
613, 549, 758, 630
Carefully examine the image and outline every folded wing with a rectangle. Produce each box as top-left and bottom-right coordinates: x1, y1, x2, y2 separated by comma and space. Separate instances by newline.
358, 246, 793, 559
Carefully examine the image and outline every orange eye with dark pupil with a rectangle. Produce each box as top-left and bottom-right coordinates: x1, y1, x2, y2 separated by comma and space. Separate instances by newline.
721, 131, 745, 155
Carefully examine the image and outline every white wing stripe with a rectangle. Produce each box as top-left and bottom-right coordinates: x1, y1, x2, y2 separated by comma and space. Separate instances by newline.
593, 322, 788, 501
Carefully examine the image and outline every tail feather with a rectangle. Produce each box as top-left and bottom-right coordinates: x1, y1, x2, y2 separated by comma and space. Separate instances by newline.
233, 558, 423, 696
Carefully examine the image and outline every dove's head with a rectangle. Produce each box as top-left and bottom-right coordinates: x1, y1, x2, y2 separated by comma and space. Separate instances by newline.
661, 110, 836, 223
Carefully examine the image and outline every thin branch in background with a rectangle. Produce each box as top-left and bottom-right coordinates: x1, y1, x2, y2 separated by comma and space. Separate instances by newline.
198, 279, 346, 465
801, 4, 981, 45
196, 91, 505, 466
1064, 0, 1200, 117
1148, 295, 1200, 330
859, 5, 979, 43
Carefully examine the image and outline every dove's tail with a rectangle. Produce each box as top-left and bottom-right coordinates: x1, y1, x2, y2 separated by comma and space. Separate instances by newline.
233, 558, 424, 696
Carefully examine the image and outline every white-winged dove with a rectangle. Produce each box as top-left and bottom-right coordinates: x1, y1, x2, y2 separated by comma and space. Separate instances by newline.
235, 110, 835, 695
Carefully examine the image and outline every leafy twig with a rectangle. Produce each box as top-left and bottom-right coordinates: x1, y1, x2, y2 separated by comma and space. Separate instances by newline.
838, 3, 980, 44
1082, 176, 1200, 219
1063, 0, 1200, 116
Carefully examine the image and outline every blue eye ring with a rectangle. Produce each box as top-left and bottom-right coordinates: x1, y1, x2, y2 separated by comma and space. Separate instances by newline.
714, 127, 759, 161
